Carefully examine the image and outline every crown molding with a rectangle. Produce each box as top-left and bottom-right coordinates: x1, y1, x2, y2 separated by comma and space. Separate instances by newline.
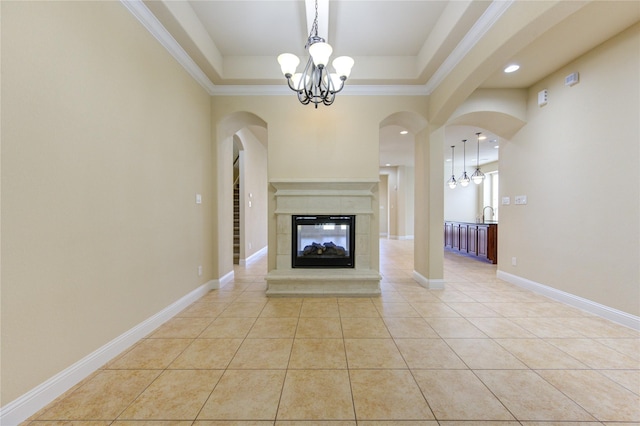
210, 84, 430, 97
120, 0, 217, 95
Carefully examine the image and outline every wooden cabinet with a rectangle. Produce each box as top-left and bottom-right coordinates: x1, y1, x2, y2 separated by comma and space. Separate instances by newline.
444, 222, 454, 247
452, 223, 460, 250
444, 221, 497, 264
467, 225, 478, 255
459, 225, 468, 252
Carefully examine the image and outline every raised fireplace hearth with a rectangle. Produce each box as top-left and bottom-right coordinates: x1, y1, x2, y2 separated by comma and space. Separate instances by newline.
266, 180, 381, 296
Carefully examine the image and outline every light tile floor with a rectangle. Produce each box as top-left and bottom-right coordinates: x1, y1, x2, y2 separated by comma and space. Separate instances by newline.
26, 239, 639, 425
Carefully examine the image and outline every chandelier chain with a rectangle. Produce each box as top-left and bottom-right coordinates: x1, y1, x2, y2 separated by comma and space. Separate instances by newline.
312, 0, 319, 37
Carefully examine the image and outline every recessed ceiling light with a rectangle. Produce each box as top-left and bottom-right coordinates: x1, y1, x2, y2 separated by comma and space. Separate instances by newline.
385, 163, 391, 167
478, 135, 487, 140
446, 159, 452, 162
494, 145, 499, 149
400, 130, 408, 135
504, 64, 520, 73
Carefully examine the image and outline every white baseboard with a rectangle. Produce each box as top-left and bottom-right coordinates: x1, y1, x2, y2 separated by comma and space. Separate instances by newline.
239, 245, 267, 266
0, 280, 216, 426
497, 270, 640, 331
216, 270, 235, 289
387, 235, 414, 241
412, 271, 445, 290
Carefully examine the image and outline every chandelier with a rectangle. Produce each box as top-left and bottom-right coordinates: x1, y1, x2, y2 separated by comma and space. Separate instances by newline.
471, 132, 486, 184
458, 139, 471, 187
448, 132, 487, 189
277, 0, 354, 108
447, 145, 457, 189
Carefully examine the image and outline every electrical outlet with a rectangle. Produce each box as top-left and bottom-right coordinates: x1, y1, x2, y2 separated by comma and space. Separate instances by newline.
514, 195, 527, 205
511, 257, 517, 266
198, 265, 203, 276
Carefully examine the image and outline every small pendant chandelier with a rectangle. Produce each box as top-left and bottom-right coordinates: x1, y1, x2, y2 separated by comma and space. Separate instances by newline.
277, 0, 354, 108
458, 139, 471, 187
447, 145, 457, 189
471, 132, 486, 184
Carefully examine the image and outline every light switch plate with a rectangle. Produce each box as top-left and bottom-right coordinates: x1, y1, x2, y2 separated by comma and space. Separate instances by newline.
196, 194, 202, 204
514, 195, 527, 205
502, 196, 511, 205
538, 89, 548, 106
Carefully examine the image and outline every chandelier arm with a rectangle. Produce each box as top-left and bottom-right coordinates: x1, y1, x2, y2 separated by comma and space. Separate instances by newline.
331, 80, 346, 94
298, 90, 311, 105
323, 89, 336, 106
285, 77, 299, 92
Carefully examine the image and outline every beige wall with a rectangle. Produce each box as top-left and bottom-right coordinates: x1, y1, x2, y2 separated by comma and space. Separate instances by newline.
444, 174, 480, 223
397, 166, 415, 239
378, 174, 389, 236
236, 128, 268, 260
1, 1, 213, 404
499, 23, 640, 316
380, 168, 398, 237
380, 165, 415, 240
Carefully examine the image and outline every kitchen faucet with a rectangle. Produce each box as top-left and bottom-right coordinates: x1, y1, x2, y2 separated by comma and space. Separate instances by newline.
482, 205, 495, 223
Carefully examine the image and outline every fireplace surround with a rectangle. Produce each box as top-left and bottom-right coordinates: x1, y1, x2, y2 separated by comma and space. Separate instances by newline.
266, 179, 381, 296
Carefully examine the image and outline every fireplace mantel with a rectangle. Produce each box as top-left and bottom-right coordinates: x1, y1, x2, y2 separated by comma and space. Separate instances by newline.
266, 179, 381, 296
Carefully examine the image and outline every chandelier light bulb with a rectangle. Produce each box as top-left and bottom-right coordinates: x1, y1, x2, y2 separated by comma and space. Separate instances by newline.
458, 139, 470, 187
332, 56, 354, 78
448, 145, 457, 189
324, 73, 343, 90
309, 42, 332, 67
277, 53, 300, 77
459, 172, 470, 187
472, 169, 485, 184
291, 73, 309, 90
472, 132, 485, 184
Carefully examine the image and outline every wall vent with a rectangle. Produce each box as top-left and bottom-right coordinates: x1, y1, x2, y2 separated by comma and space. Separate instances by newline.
565, 72, 579, 86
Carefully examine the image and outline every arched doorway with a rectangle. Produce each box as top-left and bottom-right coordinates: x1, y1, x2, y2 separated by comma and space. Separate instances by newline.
378, 111, 428, 274
215, 112, 268, 284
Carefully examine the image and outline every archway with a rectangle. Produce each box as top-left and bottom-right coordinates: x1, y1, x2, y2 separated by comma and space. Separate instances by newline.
442, 93, 529, 267
378, 111, 428, 274
215, 112, 268, 285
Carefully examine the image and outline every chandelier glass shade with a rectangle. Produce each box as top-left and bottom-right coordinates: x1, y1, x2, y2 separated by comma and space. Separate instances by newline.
471, 132, 486, 184
458, 139, 471, 187
277, 1, 354, 108
447, 145, 457, 189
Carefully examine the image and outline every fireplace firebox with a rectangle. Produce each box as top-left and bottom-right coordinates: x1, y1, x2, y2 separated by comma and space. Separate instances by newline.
292, 215, 355, 268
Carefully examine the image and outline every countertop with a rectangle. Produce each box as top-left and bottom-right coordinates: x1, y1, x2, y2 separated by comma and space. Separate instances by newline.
445, 221, 498, 225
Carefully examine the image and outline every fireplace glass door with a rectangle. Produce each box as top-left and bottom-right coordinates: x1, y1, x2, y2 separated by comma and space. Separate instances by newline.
292, 215, 355, 268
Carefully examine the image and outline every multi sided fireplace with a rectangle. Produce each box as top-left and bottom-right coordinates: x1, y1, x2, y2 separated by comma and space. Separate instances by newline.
292, 215, 355, 268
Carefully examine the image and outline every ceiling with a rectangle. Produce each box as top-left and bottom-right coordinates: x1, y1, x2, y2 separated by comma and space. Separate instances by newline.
138, 0, 639, 168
